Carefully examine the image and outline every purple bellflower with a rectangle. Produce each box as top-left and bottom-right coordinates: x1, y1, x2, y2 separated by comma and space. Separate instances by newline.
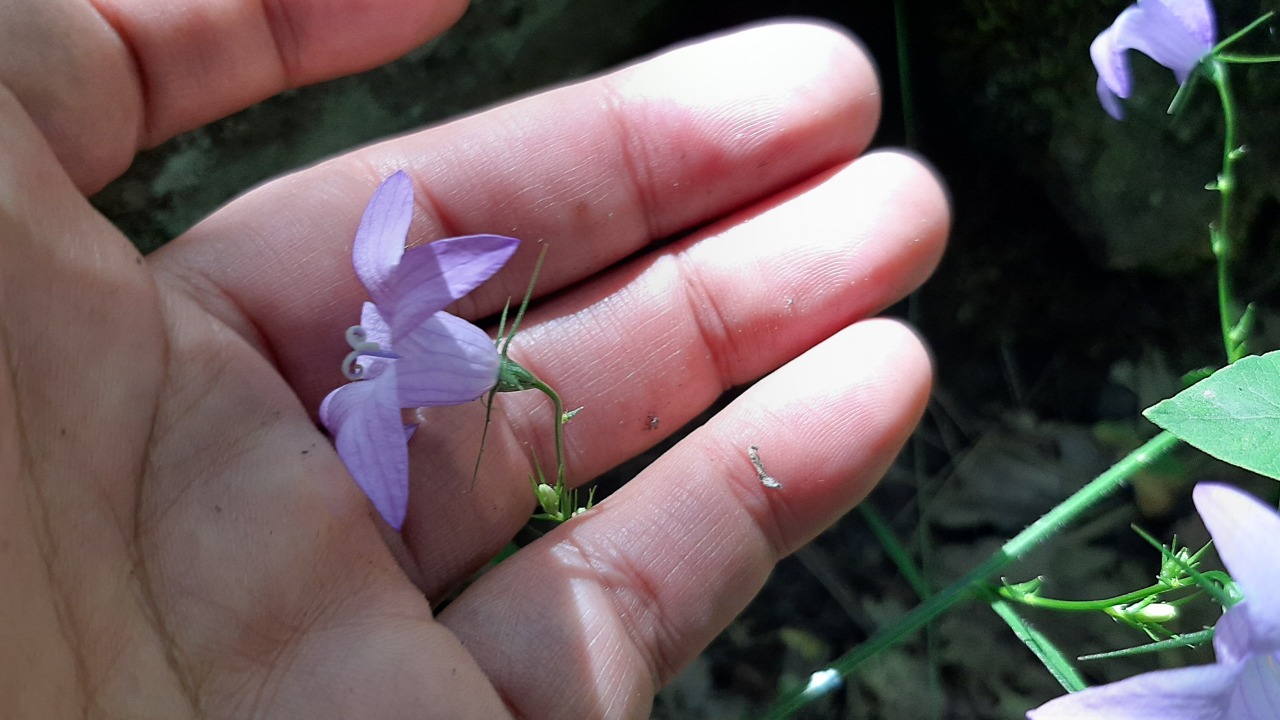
320, 171, 519, 529
1028, 482, 1280, 719
1091, 0, 1217, 119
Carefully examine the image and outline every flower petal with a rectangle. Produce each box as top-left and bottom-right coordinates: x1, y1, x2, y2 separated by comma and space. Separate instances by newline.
1091, 0, 1216, 117
1216, 603, 1256, 665
1118, 0, 1212, 84
319, 369, 411, 529
385, 234, 520, 330
393, 312, 500, 407
360, 301, 392, 346
1027, 662, 1240, 719
1092, 6, 1140, 106
353, 171, 414, 304
1157, 0, 1216, 48
1195, 483, 1280, 654
1096, 74, 1127, 121
1228, 651, 1280, 718
1137, 0, 1213, 83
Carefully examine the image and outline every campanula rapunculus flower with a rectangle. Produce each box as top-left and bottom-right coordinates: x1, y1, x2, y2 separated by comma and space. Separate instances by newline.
1091, 0, 1217, 119
320, 171, 519, 529
1028, 482, 1280, 719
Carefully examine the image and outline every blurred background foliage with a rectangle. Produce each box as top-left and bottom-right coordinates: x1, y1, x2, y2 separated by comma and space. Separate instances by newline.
91, 1, 1280, 717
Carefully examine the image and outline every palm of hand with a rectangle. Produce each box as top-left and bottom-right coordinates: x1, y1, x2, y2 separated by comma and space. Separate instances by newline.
0, 4, 947, 719
2, 158, 474, 715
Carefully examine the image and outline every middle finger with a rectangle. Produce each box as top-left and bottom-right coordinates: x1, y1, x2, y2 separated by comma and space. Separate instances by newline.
403, 149, 948, 600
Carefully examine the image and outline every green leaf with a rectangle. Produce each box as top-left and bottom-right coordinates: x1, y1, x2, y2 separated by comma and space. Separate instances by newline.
1144, 351, 1280, 480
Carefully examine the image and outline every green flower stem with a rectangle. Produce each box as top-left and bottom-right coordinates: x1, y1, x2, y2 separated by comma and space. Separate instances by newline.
892, 0, 917, 148
1215, 53, 1280, 64
760, 431, 1181, 720
987, 592, 1087, 693
526, 375, 567, 489
858, 503, 930, 600
1205, 13, 1280, 360
996, 581, 1186, 613
1001, 432, 1180, 556
1206, 57, 1246, 363
1078, 627, 1214, 661
1210, 13, 1274, 57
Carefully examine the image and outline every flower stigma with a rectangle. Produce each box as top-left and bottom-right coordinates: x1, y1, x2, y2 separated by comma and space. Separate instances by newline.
341, 324, 399, 380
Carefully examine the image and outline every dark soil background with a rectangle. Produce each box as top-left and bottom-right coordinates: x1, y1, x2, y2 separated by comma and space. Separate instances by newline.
93, 1, 1280, 717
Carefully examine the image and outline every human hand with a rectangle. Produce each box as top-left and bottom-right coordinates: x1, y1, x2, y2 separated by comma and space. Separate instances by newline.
0, 1, 948, 717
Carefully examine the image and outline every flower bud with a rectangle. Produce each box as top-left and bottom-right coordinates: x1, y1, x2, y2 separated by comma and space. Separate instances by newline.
535, 482, 560, 515
1132, 602, 1178, 624
1109, 601, 1178, 625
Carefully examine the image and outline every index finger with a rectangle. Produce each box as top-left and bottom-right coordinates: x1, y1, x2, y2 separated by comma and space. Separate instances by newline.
3, 0, 467, 192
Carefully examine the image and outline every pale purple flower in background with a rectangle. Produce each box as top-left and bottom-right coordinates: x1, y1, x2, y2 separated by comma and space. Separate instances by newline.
1028, 482, 1280, 719
320, 171, 519, 529
1091, 0, 1217, 118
